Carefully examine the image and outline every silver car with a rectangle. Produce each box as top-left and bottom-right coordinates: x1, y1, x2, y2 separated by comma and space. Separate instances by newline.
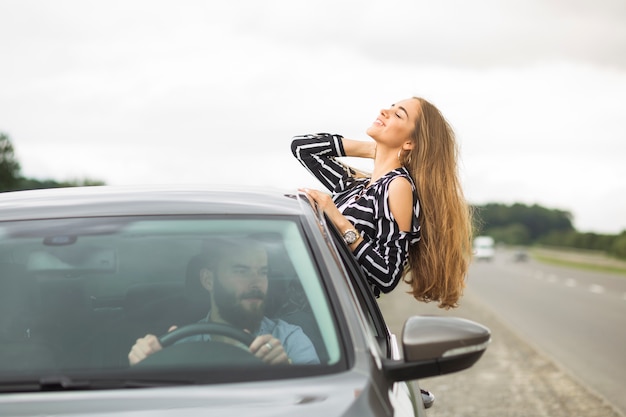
0, 185, 490, 416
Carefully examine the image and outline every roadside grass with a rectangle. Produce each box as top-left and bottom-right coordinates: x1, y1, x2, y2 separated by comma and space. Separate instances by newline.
530, 247, 626, 276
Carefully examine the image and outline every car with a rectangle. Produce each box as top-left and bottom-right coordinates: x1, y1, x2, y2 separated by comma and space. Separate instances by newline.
473, 236, 495, 262
0, 185, 490, 416
512, 249, 529, 262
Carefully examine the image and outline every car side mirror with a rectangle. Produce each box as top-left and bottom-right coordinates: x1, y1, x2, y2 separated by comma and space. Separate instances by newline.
383, 316, 491, 382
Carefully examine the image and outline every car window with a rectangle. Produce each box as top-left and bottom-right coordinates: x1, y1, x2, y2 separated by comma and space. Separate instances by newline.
0, 216, 342, 383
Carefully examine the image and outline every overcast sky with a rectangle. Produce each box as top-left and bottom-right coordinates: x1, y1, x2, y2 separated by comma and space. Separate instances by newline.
1, 0, 625, 233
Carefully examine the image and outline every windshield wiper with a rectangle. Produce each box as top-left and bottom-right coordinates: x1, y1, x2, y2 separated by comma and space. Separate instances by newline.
40, 375, 90, 390
0, 375, 194, 393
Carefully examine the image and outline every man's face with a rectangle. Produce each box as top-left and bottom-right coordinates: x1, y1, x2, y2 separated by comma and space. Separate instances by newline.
209, 243, 269, 332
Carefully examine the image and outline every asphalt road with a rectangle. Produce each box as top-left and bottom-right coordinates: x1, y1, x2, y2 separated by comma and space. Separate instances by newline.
378, 248, 626, 417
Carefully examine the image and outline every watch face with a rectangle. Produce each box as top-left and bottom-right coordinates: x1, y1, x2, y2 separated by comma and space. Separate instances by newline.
343, 230, 358, 244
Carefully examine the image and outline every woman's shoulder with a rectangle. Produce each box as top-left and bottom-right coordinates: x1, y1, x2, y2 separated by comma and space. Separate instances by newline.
377, 168, 415, 192
374, 168, 417, 216
387, 175, 414, 197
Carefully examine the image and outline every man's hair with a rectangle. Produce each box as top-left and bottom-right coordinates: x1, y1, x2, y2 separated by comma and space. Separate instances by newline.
188, 237, 267, 282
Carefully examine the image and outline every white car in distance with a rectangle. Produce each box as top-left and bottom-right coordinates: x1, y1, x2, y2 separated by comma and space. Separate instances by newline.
473, 236, 495, 261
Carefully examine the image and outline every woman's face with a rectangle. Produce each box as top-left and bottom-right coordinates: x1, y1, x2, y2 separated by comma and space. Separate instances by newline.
366, 98, 420, 147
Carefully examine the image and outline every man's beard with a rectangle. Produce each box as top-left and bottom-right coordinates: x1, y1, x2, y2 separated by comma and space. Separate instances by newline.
213, 279, 266, 333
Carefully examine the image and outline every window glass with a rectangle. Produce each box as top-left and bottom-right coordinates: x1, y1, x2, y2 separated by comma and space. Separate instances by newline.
0, 216, 341, 382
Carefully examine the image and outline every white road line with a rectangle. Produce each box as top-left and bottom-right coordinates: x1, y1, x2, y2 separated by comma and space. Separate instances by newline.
589, 284, 605, 294
564, 278, 577, 287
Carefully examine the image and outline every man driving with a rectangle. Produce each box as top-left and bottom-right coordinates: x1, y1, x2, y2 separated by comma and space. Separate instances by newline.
128, 238, 319, 365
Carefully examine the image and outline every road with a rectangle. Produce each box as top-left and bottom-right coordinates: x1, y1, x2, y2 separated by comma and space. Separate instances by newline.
378, 248, 626, 417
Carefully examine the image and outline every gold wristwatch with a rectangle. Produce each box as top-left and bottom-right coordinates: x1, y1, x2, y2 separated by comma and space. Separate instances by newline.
342, 228, 360, 245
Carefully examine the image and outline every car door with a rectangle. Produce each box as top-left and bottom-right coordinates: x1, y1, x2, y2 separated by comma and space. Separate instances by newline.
324, 224, 425, 417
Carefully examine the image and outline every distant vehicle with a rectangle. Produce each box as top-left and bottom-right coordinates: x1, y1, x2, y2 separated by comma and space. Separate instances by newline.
473, 236, 495, 261
513, 249, 529, 262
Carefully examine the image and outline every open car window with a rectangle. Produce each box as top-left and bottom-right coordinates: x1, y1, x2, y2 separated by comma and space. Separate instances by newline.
0, 216, 342, 387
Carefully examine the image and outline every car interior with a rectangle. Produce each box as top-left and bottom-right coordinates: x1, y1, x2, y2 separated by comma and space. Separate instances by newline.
0, 217, 338, 378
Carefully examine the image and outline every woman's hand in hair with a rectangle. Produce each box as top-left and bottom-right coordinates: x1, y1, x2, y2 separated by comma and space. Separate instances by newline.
341, 138, 376, 159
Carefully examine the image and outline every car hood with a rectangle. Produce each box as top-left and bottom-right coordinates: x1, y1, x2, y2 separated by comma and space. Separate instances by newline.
0, 371, 385, 417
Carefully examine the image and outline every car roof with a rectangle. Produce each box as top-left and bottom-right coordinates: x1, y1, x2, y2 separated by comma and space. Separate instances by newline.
0, 185, 306, 221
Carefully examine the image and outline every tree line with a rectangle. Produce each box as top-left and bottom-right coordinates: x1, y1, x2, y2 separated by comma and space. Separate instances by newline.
2, 131, 624, 260
474, 202, 626, 260
0, 132, 104, 192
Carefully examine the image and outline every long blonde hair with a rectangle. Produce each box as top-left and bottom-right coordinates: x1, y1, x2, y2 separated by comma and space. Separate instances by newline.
400, 97, 473, 309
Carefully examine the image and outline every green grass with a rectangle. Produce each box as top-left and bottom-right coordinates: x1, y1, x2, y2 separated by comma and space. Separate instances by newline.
531, 252, 626, 276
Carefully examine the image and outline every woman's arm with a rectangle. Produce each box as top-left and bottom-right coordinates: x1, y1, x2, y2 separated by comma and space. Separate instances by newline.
300, 186, 411, 293
298, 187, 365, 247
351, 178, 417, 293
301, 176, 418, 294
291, 134, 377, 192
340, 138, 376, 159
291, 133, 348, 192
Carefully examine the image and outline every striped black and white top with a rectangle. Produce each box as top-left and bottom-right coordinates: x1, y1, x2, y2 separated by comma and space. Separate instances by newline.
291, 133, 421, 295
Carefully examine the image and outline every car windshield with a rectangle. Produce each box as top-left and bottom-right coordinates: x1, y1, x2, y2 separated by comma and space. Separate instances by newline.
0, 216, 342, 387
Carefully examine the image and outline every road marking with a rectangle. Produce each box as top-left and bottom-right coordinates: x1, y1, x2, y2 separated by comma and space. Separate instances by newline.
564, 278, 577, 287
589, 284, 605, 294
547, 274, 558, 283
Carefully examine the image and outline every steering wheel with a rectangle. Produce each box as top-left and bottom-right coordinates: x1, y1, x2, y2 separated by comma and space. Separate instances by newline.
134, 322, 260, 368
159, 323, 254, 347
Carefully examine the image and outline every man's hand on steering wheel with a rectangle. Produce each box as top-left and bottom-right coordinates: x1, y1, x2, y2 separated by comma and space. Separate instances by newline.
128, 325, 177, 366
129, 324, 291, 366
248, 334, 290, 365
